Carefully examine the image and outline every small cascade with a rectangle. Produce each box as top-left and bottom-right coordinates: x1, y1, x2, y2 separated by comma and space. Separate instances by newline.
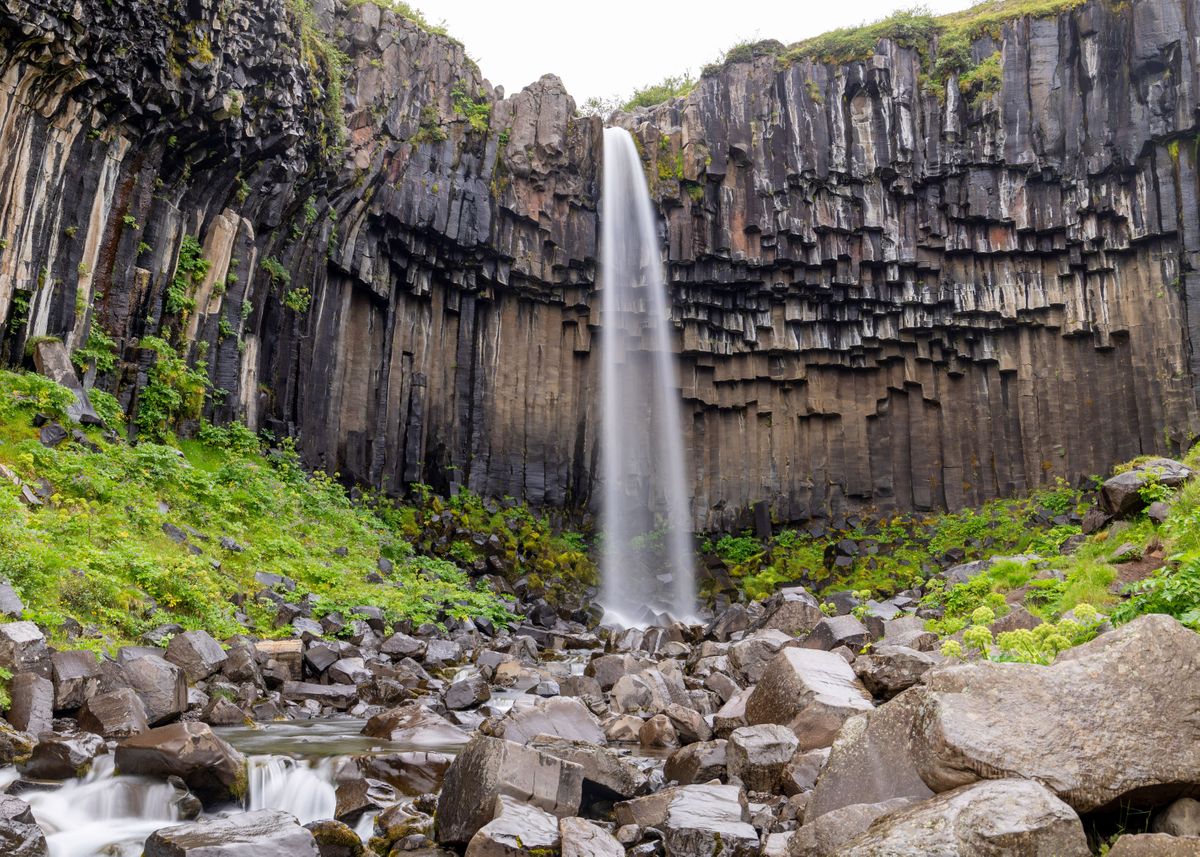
599, 126, 696, 626
246, 755, 338, 824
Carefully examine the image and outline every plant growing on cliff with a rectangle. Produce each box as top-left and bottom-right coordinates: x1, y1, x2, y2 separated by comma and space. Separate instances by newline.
259, 256, 291, 287
286, 0, 349, 157
621, 74, 697, 111
72, 324, 118, 376
451, 81, 490, 134
135, 336, 210, 442
283, 287, 312, 313
165, 235, 210, 320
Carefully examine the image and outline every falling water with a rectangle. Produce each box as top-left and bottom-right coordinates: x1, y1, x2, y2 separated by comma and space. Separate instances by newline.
599, 126, 695, 625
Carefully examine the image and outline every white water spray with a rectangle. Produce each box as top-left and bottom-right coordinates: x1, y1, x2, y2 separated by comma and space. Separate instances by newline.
599, 126, 695, 625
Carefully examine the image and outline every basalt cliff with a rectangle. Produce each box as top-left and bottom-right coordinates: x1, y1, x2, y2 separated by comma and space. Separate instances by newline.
1, 0, 1198, 528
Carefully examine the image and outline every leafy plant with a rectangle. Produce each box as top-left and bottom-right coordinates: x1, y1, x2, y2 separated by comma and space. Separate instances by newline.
135, 337, 210, 442
165, 235, 210, 318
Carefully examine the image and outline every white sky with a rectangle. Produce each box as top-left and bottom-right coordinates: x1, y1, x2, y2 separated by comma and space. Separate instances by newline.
422, 1, 980, 103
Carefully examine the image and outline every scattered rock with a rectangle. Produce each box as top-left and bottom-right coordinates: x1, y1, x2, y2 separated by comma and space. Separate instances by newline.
665, 740, 728, 785
560, 816, 624, 857
144, 809, 318, 856
165, 631, 229, 682
363, 704, 470, 748
661, 784, 759, 857
465, 795, 560, 857
745, 648, 873, 749
1151, 797, 1200, 836
726, 725, 799, 793
786, 798, 915, 857
78, 687, 150, 738
1107, 833, 1200, 856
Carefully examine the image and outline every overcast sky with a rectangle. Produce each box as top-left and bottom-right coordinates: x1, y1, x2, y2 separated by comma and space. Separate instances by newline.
423, 1, 980, 103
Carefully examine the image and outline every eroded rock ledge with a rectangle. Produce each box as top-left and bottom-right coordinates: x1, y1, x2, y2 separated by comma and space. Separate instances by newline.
0, 0, 1197, 527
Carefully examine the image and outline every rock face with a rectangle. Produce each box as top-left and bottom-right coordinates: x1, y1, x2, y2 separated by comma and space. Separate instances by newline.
908, 614, 1200, 812
1, 0, 1198, 527
837, 779, 1089, 856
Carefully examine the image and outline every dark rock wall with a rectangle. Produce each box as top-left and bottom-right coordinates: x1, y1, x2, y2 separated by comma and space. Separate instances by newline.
0, 0, 1197, 529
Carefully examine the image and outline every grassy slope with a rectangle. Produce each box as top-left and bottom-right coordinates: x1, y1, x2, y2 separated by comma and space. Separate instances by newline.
0, 371, 597, 653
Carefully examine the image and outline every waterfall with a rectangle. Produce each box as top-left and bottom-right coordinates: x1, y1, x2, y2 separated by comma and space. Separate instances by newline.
599, 126, 696, 625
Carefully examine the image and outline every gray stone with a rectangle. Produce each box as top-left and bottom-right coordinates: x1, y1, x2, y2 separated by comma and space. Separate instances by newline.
51, 649, 101, 710
529, 736, 649, 800
801, 616, 870, 652
1108, 834, 1200, 856
661, 784, 759, 857
1151, 797, 1200, 836
838, 779, 1088, 856
282, 681, 359, 711
6, 673, 52, 734
0, 622, 49, 678
363, 704, 470, 748
852, 645, 943, 700
123, 654, 188, 725
664, 740, 728, 785
559, 817, 624, 857
165, 631, 228, 682
0, 581, 24, 618
144, 809, 318, 856
445, 675, 491, 710
727, 725, 800, 793
781, 747, 829, 796
786, 798, 916, 857
745, 648, 873, 749
488, 697, 604, 746
465, 795, 560, 857
1101, 459, 1193, 518
116, 722, 247, 805
19, 730, 105, 779
434, 735, 583, 845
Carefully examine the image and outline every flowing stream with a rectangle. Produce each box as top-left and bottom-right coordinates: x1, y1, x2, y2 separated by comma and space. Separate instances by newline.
599, 126, 696, 626
10, 721, 394, 857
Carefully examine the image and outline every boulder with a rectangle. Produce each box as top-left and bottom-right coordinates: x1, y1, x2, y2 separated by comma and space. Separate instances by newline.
122, 654, 188, 725
255, 640, 303, 682
304, 819, 364, 857
116, 722, 247, 804
786, 798, 915, 857
806, 695, 933, 820
782, 747, 829, 796
357, 750, 453, 795
50, 649, 101, 710
0, 794, 46, 857
851, 646, 943, 700
381, 632, 425, 659
745, 648, 873, 749
78, 687, 150, 738
0, 719, 33, 766
664, 740, 728, 785
327, 658, 371, 686
1152, 797, 1200, 836
0, 622, 49, 678
638, 714, 678, 749
942, 555, 1038, 587
910, 614, 1200, 812
662, 703, 712, 744
144, 809, 318, 856
488, 697, 604, 746
202, 697, 248, 727
282, 681, 359, 710
362, 704, 470, 749
465, 795, 560, 857
727, 725, 800, 793
801, 616, 870, 652
1101, 459, 1193, 518
728, 630, 797, 684
165, 631, 228, 682
559, 816, 623, 857
445, 675, 491, 710
6, 673, 53, 734
19, 730, 105, 779
759, 590, 824, 637
661, 784, 759, 857
713, 688, 752, 737
529, 736, 649, 800
1107, 834, 1200, 856
838, 779, 1088, 856
434, 735, 583, 845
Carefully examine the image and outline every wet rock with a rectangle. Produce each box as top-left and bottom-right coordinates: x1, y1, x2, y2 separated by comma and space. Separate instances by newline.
664, 740, 727, 785
122, 653, 188, 725
363, 704, 470, 748
727, 725, 799, 793
530, 736, 650, 800
202, 697, 248, 726
661, 784, 759, 857
465, 795, 560, 857
560, 816, 624, 857
1101, 459, 1193, 518
116, 722, 247, 805
78, 687, 150, 738
909, 615, 1200, 812
335, 775, 397, 823
786, 797, 915, 857
6, 674, 53, 734
19, 730, 105, 779
838, 779, 1088, 856
851, 646, 943, 700
305, 819, 364, 857
801, 616, 870, 653
144, 809, 318, 855
1152, 797, 1200, 835
282, 681, 358, 711
0, 720, 34, 766
434, 735, 583, 845
445, 675, 491, 710
745, 649, 873, 749
1108, 833, 1200, 856
0, 794, 46, 857
357, 751, 453, 795
0, 622, 49, 678
488, 697, 604, 745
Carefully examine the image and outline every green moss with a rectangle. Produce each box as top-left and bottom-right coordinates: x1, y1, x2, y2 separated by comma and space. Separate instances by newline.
621, 74, 696, 111
958, 49, 1003, 107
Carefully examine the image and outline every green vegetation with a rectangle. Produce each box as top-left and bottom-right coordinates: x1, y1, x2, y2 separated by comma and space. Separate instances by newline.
72, 324, 118, 376
451, 81, 491, 134
621, 74, 697, 112
135, 337, 209, 442
259, 256, 291, 287
0, 371, 591, 650
165, 235, 209, 319
345, 0, 449, 37
286, 0, 349, 157
282, 287, 312, 313
413, 105, 448, 144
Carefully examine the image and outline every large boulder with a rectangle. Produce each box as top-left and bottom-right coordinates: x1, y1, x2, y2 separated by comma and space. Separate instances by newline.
434, 735, 583, 845
664, 740, 728, 785
0, 622, 49, 678
465, 796, 560, 857
357, 751, 453, 796
745, 648, 873, 749
1152, 797, 1200, 836
758, 589, 824, 637
144, 809, 318, 856
909, 614, 1200, 812
78, 687, 150, 738
5, 673, 53, 734
1101, 459, 1193, 518
50, 649, 101, 710
801, 616, 870, 652
487, 697, 605, 746
19, 730, 105, 779
661, 784, 759, 857
1108, 834, 1200, 856
122, 653, 188, 725
786, 798, 916, 857
726, 725, 799, 793
838, 779, 1088, 856
116, 722, 247, 804
852, 646, 942, 700
0, 794, 47, 857
806, 693, 934, 820
165, 631, 228, 682
362, 704, 470, 749
529, 736, 649, 800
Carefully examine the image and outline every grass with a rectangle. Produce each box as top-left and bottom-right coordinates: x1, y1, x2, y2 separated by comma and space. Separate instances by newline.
0, 371, 596, 654
621, 74, 697, 112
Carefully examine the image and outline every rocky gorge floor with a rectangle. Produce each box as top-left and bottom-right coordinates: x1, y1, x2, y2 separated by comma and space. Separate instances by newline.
0, 531, 1198, 855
